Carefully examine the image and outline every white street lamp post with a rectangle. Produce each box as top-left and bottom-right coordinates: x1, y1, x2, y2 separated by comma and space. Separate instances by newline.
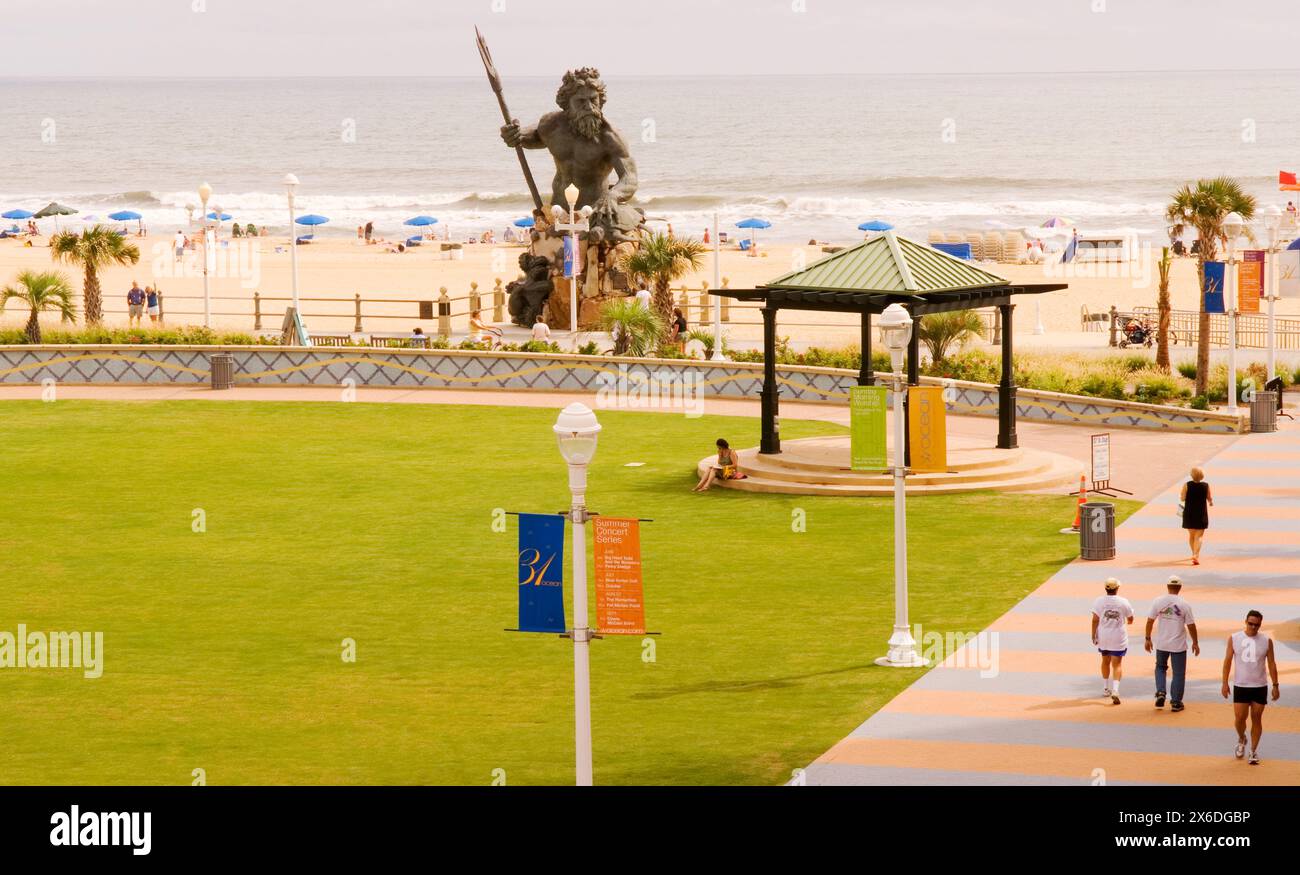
198, 182, 212, 329
875, 304, 926, 669
1224, 211, 1244, 415
553, 402, 602, 786
553, 184, 590, 343
284, 174, 300, 314
1265, 206, 1282, 383
711, 211, 725, 361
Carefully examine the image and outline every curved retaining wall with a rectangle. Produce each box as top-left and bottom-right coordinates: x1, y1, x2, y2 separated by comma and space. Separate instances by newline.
0, 345, 1245, 433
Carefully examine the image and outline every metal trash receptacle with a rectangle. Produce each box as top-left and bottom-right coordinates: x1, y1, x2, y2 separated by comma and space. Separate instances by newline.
209, 353, 235, 390
1079, 501, 1116, 560
1250, 390, 1277, 433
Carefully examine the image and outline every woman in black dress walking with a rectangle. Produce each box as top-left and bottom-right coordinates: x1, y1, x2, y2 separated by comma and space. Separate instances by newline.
1180, 466, 1212, 565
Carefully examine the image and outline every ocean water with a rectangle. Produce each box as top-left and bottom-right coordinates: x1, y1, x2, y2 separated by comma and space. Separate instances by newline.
2, 71, 1298, 242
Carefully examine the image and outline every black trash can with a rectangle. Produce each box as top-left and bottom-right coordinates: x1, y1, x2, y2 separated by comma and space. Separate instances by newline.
209, 352, 235, 391
1250, 390, 1278, 434
1079, 501, 1116, 560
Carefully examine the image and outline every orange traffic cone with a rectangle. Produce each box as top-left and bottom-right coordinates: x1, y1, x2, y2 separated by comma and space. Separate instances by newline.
1071, 474, 1088, 531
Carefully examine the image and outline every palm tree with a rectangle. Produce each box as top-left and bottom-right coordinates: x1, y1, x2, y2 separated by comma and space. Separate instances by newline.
1155, 246, 1172, 372
600, 298, 665, 357
917, 310, 984, 364
0, 270, 77, 343
50, 224, 141, 324
1165, 177, 1256, 396
619, 232, 706, 330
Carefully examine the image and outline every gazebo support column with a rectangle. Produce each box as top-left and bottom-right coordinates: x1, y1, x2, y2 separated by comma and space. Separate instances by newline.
760, 306, 781, 455
998, 303, 1018, 450
904, 321, 920, 466
858, 311, 873, 386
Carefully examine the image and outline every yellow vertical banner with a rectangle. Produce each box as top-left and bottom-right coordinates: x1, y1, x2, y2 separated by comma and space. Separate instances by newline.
907, 386, 947, 473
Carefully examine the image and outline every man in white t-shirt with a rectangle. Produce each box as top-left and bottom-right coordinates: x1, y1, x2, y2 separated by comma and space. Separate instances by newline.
531, 314, 551, 343
1222, 610, 1280, 765
634, 285, 652, 310
1091, 578, 1134, 705
173, 229, 186, 262
1144, 575, 1199, 712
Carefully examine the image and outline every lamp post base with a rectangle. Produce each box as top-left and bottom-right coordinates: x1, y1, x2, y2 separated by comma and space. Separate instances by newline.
875, 627, 929, 668
875, 652, 929, 668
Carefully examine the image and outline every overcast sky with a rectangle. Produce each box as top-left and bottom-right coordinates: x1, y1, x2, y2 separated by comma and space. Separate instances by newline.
2, 0, 1298, 78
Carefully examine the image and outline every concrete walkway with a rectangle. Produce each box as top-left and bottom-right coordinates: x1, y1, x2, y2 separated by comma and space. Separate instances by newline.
805, 416, 1300, 786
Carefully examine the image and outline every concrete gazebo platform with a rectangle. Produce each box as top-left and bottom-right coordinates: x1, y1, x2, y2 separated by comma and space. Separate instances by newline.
699, 434, 1083, 497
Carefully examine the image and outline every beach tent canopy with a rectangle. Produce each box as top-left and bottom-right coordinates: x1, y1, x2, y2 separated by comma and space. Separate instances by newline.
33, 202, 78, 218
735, 218, 772, 229
714, 230, 1067, 456
2, 209, 35, 220
404, 215, 438, 226
296, 214, 330, 226
513, 216, 535, 228
1287, 238, 1300, 251
1041, 217, 1071, 228
108, 210, 142, 221
858, 220, 894, 232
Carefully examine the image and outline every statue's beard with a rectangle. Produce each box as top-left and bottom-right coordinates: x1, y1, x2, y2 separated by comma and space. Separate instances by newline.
569, 110, 603, 142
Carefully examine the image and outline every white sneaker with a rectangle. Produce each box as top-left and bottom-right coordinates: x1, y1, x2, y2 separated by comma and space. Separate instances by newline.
1234, 741, 1246, 759
1103, 686, 1112, 698
1249, 750, 1260, 765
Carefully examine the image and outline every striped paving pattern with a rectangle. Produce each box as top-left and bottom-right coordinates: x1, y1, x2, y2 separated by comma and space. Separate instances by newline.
805, 418, 1300, 786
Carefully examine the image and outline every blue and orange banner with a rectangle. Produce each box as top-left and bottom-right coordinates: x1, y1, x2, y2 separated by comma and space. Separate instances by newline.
1203, 261, 1225, 314
907, 386, 948, 473
517, 513, 565, 633
593, 517, 645, 635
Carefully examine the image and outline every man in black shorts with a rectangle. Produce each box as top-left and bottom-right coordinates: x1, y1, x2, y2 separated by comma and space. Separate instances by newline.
1221, 610, 1280, 765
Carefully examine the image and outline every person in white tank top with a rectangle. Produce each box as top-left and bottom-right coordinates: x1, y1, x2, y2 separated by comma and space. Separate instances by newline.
1221, 611, 1280, 765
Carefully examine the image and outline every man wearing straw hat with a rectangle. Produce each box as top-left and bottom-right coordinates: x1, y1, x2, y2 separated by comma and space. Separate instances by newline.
1091, 578, 1134, 705
1144, 575, 1199, 712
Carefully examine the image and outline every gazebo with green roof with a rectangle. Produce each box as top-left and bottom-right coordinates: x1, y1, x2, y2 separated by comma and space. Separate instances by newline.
714, 231, 1067, 455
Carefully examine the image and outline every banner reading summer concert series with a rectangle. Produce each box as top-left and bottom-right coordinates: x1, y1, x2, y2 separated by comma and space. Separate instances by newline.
517, 513, 566, 633
1238, 250, 1264, 314
593, 517, 646, 636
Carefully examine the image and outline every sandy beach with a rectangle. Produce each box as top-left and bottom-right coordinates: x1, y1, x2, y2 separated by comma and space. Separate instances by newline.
3, 233, 1298, 360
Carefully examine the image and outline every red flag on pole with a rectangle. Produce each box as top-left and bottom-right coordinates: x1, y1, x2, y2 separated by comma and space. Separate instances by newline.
1280, 170, 1300, 191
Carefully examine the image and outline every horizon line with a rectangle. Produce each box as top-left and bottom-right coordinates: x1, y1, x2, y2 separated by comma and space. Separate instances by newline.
3, 66, 1300, 80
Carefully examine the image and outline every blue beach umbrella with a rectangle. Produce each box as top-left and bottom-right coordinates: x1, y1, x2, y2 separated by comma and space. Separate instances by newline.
109, 210, 143, 221
2, 209, 35, 220
513, 216, 535, 228
296, 214, 330, 226
1287, 238, 1300, 251
858, 219, 894, 232
735, 217, 771, 250
404, 215, 438, 227
206, 211, 233, 222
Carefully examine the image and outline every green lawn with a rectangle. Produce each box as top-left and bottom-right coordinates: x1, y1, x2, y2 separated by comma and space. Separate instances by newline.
0, 400, 1137, 785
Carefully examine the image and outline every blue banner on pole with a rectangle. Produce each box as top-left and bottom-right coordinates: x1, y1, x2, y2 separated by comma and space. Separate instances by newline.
517, 513, 566, 633
1203, 261, 1225, 314
563, 236, 576, 278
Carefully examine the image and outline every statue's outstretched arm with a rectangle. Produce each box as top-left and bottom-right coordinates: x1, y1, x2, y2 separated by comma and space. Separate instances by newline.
605, 128, 638, 202
501, 119, 544, 150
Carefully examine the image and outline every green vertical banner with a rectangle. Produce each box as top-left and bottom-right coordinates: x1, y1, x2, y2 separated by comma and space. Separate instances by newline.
850, 385, 888, 471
